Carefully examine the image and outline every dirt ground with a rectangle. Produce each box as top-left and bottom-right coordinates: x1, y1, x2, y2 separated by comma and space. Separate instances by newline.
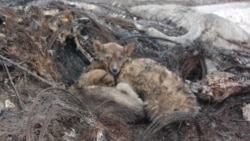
79, 0, 249, 6
0, 0, 249, 141
1, 0, 249, 6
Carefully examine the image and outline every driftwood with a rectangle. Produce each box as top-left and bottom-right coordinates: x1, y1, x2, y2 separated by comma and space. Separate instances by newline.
129, 3, 250, 49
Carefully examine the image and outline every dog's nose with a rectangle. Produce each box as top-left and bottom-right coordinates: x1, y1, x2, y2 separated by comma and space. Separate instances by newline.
112, 68, 118, 73
111, 65, 119, 75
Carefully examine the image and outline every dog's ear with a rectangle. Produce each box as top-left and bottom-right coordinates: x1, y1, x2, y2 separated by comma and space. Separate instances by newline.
124, 42, 135, 56
93, 40, 103, 53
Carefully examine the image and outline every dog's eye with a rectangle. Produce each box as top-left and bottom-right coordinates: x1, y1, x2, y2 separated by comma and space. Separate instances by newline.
118, 56, 123, 61
105, 56, 111, 61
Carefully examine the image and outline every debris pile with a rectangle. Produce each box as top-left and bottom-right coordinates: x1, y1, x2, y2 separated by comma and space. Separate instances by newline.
0, 1, 249, 140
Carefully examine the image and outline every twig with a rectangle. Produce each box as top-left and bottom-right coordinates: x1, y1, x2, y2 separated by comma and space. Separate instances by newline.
230, 119, 249, 122
0, 54, 57, 87
26, 87, 96, 141
38, 106, 54, 141
46, 23, 78, 50
3, 63, 24, 110
220, 64, 250, 71
74, 36, 94, 62
118, 35, 181, 45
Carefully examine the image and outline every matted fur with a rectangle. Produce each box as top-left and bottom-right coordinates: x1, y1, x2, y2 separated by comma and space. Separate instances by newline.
118, 58, 200, 118
92, 41, 201, 140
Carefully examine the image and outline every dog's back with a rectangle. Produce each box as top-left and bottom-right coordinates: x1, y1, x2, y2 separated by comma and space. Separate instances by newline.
117, 58, 201, 140
91, 41, 201, 140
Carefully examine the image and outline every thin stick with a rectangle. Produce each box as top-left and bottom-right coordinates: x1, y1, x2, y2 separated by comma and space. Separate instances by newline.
74, 36, 94, 62
118, 35, 181, 45
0, 54, 57, 87
3, 63, 25, 110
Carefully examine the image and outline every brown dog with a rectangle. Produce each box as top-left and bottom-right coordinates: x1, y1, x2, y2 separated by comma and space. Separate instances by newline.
92, 40, 201, 140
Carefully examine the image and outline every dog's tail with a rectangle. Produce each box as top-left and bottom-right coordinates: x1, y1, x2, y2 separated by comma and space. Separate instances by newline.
143, 111, 202, 141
